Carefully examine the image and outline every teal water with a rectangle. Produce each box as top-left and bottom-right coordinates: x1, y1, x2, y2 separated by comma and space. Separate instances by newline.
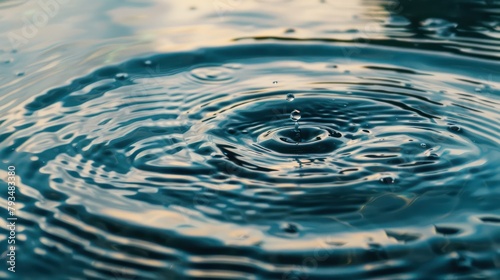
0, 0, 499, 279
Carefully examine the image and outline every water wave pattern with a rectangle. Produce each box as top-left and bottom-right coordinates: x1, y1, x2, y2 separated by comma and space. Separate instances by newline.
1, 44, 500, 279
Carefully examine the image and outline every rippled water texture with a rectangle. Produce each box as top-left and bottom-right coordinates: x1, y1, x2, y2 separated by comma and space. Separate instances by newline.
1, 0, 500, 279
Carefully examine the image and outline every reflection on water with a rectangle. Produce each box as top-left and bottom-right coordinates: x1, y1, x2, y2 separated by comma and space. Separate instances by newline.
0, 0, 499, 279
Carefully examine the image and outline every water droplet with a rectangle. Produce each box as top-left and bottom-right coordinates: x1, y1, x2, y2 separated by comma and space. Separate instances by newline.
380, 176, 395, 184
329, 131, 342, 138
344, 70, 351, 74
475, 87, 482, 92
290, 109, 301, 121
284, 28, 295, 34
144, 60, 152, 66
241, 129, 248, 134
273, 81, 278, 84
449, 125, 461, 132
281, 222, 299, 234
4, 58, 13, 64
227, 128, 236, 134
328, 65, 338, 69
420, 143, 427, 148
15, 71, 24, 76
115, 73, 128, 80
286, 93, 295, 101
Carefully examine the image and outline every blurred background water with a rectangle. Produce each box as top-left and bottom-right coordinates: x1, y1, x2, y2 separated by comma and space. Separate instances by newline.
0, 0, 499, 279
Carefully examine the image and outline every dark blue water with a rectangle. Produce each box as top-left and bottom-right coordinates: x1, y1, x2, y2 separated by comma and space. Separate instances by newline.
1, 0, 499, 279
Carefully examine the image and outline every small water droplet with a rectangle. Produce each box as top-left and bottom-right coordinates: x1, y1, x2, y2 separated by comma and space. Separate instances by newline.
380, 176, 395, 184
328, 65, 338, 69
4, 58, 13, 64
344, 70, 351, 74
284, 28, 295, 34
115, 73, 128, 80
329, 131, 342, 138
290, 109, 301, 121
144, 60, 152, 66
15, 71, 25, 76
439, 90, 447, 94
286, 93, 295, 101
241, 129, 248, 134
449, 125, 461, 132
281, 222, 299, 234
420, 143, 427, 148
273, 81, 278, 85
227, 128, 236, 134
475, 87, 482, 92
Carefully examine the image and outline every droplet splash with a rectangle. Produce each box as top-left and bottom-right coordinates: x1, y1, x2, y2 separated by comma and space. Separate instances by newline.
290, 109, 301, 144
286, 93, 295, 101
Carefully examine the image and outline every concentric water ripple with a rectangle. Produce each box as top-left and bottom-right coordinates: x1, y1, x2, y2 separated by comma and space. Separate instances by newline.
2, 44, 500, 279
